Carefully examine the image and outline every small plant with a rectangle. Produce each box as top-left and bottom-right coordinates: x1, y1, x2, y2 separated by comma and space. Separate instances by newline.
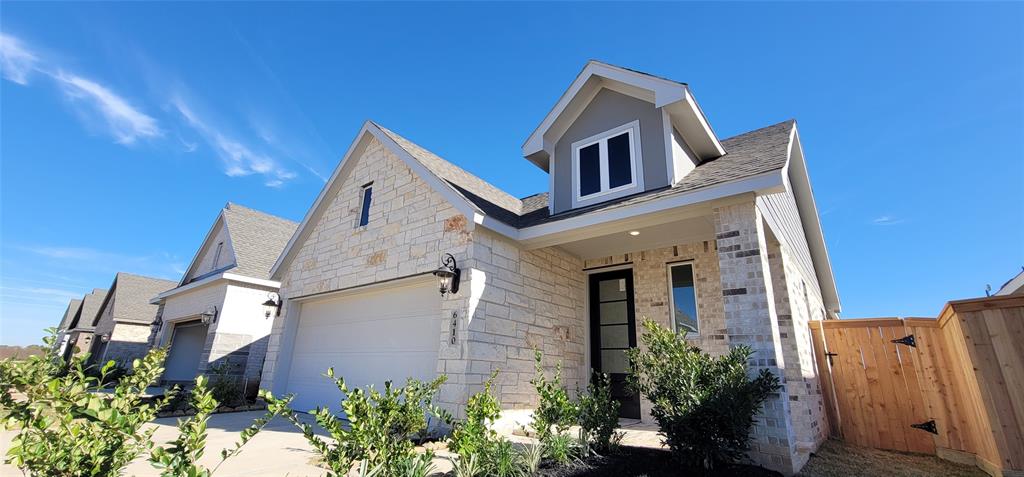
487, 439, 526, 477
447, 370, 501, 459
627, 319, 781, 470
207, 362, 243, 407
530, 350, 577, 453
450, 452, 483, 477
1, 330, 173, 476
576, 372, 623, 454
519, 442, 543, 475
272, 368, 449, 476
543, 432, 583, 466
392, 450, 436, 477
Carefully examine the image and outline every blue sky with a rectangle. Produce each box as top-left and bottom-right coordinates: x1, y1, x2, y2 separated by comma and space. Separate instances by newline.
1, 3, 1022, 346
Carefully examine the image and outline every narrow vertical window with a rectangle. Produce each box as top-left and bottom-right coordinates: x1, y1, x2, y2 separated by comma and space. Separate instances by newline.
211, 242, 223, 270
358, 184, 373, 227
668, 263, 699, 335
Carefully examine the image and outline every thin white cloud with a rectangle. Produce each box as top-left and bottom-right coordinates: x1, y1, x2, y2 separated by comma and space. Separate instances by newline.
172, 96, 296, 187
872, 215, 906, 226
0, 33, 39, 85
19, 244, 183, 280
52, 71, 161, 144
0, 33, 160, 145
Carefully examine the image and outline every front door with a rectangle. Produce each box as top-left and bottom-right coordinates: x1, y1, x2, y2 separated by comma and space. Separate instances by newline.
589, 269, 641, 419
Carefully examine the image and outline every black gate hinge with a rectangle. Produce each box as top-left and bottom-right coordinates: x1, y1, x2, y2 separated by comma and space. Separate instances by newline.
892, 334, 917, 348
911, 420, 938, 435
825, 352, 838, 366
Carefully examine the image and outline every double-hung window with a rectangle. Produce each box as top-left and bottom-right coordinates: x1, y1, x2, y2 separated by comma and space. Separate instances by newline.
667, 262, 699, 335
573, 121, 641, 202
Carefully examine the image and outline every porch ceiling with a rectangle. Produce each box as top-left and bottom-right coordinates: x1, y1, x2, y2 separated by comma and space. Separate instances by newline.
557, 215, 715, 260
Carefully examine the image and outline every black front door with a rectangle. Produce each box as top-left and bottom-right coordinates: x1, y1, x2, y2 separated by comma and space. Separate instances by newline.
589, 269, 641, 419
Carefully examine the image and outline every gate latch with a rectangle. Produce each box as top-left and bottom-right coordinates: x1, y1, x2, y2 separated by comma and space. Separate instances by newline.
891, 334, 917, 348
911, 420, 938, 435
825, 352, 838, 366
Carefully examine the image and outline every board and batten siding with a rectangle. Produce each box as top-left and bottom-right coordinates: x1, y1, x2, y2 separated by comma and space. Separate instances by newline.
756, 190, 823, 304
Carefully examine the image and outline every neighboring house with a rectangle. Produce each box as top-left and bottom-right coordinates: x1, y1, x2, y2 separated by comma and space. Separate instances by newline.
85, 272, 176, 368
261, 61, 840, 475
61, 288, 108, 361
152, 203, 297, 397
54, 298, 83, 358
994, 268, 1024, 296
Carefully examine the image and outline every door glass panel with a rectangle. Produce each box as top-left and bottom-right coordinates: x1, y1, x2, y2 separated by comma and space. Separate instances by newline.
600, 324, 629, 348
598, 279, 627, 302
600, 350, 629, 374
607, 132, 632, 188
579, 143, 601, 197
599, 301, 628, 324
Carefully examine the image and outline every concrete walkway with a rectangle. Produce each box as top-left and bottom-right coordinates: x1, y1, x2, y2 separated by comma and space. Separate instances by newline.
1, 411, 665, 476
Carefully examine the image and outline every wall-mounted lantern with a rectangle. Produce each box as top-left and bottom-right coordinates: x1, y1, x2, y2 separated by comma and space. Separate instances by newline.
432, 253, 461, 297
200, 305, 218, 324
99, 334, 110, 343
262, 292, 282, 318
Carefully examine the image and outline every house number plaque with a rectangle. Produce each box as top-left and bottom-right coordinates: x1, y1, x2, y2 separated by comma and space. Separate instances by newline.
450, 311, 458, 344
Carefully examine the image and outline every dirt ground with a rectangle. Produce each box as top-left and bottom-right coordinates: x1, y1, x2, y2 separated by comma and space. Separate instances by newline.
798, 439, 987, 477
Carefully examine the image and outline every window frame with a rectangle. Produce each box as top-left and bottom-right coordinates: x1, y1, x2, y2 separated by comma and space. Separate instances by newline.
666, 261, 700, 336
210, 242, 224, 271
357, 182, 373, 228
571, 120, 643, 203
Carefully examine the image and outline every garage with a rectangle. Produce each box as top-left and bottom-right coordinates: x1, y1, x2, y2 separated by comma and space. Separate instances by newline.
284, 280, 442, 412
163, 320, 209, 383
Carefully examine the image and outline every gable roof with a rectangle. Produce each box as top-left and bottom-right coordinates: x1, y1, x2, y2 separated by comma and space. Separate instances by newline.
271, 118, 797, 279
57, 298, 83, 330
179, 203, 298, 286
522, 60, 725, 170
70, 288, 108, 331
92, 273, 176, 327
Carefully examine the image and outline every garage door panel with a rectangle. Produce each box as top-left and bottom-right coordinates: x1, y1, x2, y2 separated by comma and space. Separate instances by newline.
285, 281, 442, 412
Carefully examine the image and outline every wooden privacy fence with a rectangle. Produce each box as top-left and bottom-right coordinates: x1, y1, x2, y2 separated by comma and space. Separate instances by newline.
810, 295, 1024, 477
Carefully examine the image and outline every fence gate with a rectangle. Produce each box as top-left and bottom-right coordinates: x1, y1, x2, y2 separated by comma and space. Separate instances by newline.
810, 318, 936, 454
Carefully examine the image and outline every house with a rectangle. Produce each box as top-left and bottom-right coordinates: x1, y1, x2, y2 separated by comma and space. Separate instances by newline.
152, 203, 297, 397
994, 267, 1024, 296
84, 272, 176, 368
260, 61, 840, 475
60, 288, 108, 361
54, 298, 83, 358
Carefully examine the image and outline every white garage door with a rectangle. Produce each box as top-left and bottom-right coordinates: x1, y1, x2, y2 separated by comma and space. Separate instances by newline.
285, 281, 442, 412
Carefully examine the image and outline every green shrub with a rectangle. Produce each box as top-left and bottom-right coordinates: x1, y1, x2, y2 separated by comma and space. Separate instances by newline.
1, 330, 172, 476
206, 362, 243, 407
529, 349, 577, 448
626, 319, 781, 469
487, 439, 526, 477
447, 370, 500, 459
576, 372, 622, 454
272, 368, 449, 477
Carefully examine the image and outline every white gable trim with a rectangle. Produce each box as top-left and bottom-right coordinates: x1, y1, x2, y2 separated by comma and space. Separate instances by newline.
522, 61, 723, 169
176, 209, 229, 288
269, 121, 486, 280
151, 272, 280, 304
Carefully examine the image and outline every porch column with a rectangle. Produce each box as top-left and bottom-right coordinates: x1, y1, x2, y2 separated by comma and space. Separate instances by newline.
713, 202, 800, 475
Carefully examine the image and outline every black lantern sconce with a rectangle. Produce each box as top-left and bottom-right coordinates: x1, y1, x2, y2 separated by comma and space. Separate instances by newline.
262, 292, 282, 318
200, 305, 218, 324
99, 334, 110, 343
432, 253, 461, 297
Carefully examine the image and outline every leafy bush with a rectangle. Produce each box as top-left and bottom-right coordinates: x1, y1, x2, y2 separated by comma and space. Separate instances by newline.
1, 330, 172, 476
529, 349, 577, 449
626, 319, 781, 469
576, 372, 622, 454
447, 370, 500, 459
206, 362, 243, 407
270, 368, 449, 477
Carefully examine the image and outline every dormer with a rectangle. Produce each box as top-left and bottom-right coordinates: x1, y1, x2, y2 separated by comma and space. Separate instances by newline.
522, 61, 725, 214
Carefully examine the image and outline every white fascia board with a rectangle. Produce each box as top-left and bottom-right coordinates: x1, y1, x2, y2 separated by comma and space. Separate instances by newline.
682, 90, 726, 157
516, 170, 785, 245
522, 61, 690, 158
152, 272, 281, 303
269, 121, 483, 280
176, 211, 228, 288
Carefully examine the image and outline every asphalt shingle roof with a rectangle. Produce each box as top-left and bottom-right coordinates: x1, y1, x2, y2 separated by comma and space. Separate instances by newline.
222, 203, 299, 280
101, 273, 177, 325
58, 298, 83, 330
379, 119, 795, 229
71, 288, 108, 331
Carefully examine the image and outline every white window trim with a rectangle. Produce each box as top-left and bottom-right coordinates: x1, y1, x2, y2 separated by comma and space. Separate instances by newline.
356, 183, 374, 228
571, 120, 643, 205
666, 261, 700, 336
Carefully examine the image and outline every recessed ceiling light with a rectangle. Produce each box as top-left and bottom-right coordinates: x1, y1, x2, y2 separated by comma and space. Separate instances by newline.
629, 231, 640, 236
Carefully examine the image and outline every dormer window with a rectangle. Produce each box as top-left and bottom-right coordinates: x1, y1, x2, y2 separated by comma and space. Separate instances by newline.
572, 121, 642, 203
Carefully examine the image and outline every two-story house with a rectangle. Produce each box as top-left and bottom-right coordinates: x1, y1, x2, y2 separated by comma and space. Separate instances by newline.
260, 61, 840, 475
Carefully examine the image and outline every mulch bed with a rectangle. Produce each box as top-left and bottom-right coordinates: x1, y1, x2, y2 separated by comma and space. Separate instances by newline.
536, 446, 781, 477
